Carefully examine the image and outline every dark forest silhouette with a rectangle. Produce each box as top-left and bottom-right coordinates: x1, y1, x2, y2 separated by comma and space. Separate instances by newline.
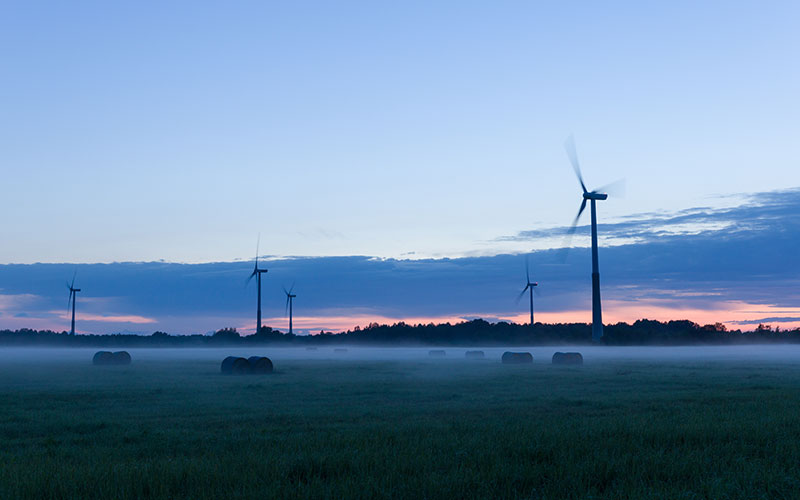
0, 319, 796, 347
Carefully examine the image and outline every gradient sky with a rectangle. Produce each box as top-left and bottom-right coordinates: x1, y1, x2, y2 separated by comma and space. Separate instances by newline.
1, 2, 799, 333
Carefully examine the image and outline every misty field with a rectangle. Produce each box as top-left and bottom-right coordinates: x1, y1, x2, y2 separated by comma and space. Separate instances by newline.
2, 347, 800, 499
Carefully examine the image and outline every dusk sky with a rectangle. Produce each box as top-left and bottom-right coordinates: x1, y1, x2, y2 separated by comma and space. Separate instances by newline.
1, 2, 799, 334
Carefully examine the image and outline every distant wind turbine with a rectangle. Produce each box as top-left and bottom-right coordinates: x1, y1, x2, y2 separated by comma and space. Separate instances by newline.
516, 258, 538, 326
66, 271, 81, 336
283, 283, 296, 335
247, 237, 268, 334
564, 135, 624, 342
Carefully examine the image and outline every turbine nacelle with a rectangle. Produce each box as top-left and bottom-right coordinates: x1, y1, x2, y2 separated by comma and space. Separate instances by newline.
582, 192, 608, 201
523, 282, 538, 291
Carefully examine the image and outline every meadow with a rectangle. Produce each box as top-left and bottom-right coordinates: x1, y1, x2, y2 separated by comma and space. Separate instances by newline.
1, 346, 800, 499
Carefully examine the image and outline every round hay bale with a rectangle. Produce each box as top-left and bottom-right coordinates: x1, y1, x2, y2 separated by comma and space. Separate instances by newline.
465, 350, 485, 359
247, 356, 274, 374
428, 350, 446, 357
112, 351, 131, 365
552, 352, 583, 365
334, 348, 348, 353
93, 351, 114, 365
501, 351, 533, 364
221, 356, 250, 375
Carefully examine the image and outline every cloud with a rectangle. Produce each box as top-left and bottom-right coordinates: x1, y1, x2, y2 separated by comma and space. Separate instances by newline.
0, 187, 798, 333
733, 317, 800, 326
52, 311, 157, 324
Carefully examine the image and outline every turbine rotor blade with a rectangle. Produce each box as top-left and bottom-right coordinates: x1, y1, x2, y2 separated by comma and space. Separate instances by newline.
525, 257, 530, 284
594, 178, 626, 198
70, 270, 76, 290
568, 199, 588, 235
516, 286, 529, 303
289, 281, 295, 294
560, 198, 588, 254
564, 135, 587, 193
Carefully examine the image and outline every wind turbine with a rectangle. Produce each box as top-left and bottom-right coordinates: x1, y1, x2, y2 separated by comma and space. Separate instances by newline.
283, 283, 296, 334
516, 258, 538, 326
66, 272, 81, 336
247, 237, 268, 334
564, 135, 623, 342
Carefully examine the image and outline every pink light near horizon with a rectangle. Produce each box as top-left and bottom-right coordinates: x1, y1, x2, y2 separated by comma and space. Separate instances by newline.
256, 300, 800, 333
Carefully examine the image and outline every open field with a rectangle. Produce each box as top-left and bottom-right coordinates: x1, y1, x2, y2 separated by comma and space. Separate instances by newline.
2, 346, 800, 499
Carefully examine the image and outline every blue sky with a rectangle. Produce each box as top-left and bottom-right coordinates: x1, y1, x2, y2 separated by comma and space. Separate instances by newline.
1, 2, 799, 332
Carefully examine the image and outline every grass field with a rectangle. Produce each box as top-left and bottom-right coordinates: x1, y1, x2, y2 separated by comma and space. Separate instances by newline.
1, 346, 800, 499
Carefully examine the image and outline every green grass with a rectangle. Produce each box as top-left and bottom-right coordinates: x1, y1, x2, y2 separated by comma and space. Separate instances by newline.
2, 353, 800, 499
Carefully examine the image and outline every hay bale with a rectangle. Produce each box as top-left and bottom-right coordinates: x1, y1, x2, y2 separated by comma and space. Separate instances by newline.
92, 351, 114, 365
501, 351, 533, 364
112, 351, 131, 365
465, 350, 485, 359
428, 350, 446, 357
221, 356, 250, 375
552, 352, 583, 365
334, 348, 348, 353
247, 356, 274, 374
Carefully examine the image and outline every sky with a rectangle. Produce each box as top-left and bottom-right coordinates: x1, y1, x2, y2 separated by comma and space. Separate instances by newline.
1, 2, 799, 333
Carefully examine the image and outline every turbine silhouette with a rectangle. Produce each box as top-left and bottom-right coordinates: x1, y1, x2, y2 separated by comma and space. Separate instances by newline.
516, 258, 538, 326
564, 135, 623, 342
66, 271, 81, 336
283, 283, 296, 335
246, 236, 268, 334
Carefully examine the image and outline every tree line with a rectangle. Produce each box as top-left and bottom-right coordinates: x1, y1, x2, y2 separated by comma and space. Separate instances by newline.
0, 319, 797, 346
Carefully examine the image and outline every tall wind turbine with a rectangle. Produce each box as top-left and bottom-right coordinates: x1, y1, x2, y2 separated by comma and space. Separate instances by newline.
283, 284, 296, 334
247, 237, 268, 334
517, 258, 538, 326
66, 272, 81, 336
564, 135, 622, 342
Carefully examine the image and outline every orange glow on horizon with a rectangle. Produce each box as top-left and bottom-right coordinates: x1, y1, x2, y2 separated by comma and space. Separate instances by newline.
54, 311, 157, 324
252, 300, 800, 333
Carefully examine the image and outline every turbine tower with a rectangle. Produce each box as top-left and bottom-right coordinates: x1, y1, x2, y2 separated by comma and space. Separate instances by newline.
283, 284, 296, 334
517, 259, 538, 326
66, 272, 81, 336
247, 237, 268, 334
564, 135, 622, 342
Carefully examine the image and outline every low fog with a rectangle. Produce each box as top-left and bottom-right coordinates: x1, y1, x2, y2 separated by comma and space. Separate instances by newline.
3, 345, 800, 365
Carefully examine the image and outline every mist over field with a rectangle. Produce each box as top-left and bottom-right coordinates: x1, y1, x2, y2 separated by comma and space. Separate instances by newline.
4, 345, 800, 365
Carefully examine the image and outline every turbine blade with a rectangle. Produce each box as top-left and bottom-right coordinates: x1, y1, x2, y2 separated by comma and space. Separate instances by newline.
594, 178, 626, 198
255, 234, 260, 267
560, 199, 588, 257
282, 285, 288, 295
289, 281, 295, 294
70, 270, 76, 289
525, 257, 530, 284
568, 199, 588, 235
564, 134, 587, 193
246, 270, 256, 285
515, 286, 528, 303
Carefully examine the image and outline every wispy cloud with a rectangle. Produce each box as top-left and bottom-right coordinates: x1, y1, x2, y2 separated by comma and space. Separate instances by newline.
0, 188, 798, 334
